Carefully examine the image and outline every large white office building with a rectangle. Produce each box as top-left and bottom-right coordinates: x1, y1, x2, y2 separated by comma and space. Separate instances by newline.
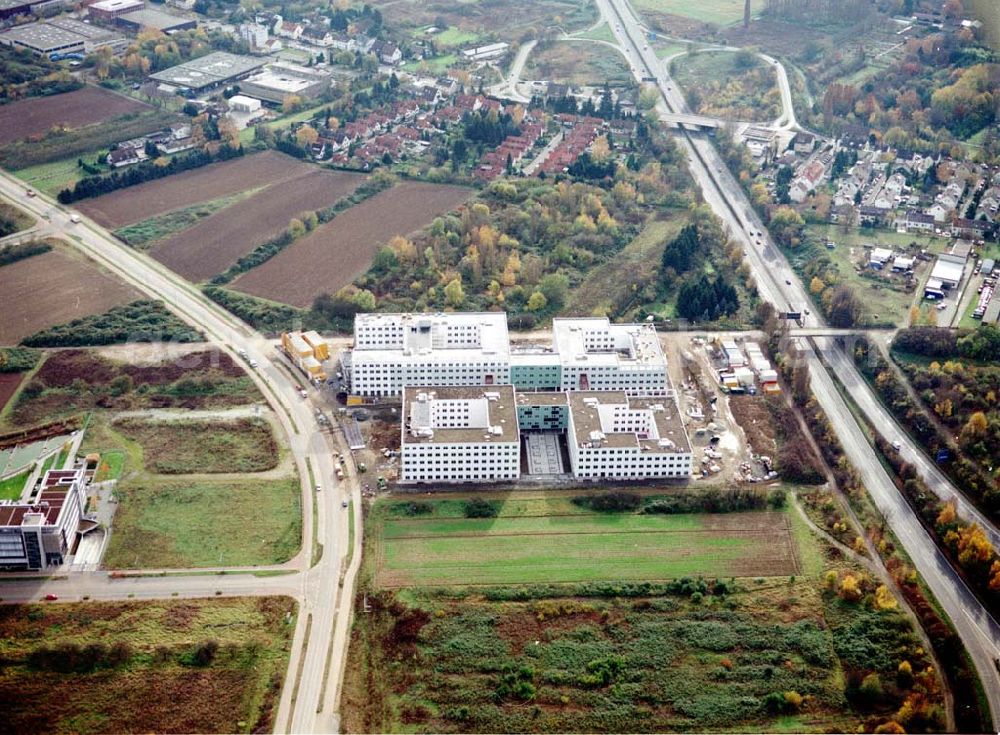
567, 391, 693, 480
400, 385, 520, 483
345, 313, 668, 398
347, 313, 511, 397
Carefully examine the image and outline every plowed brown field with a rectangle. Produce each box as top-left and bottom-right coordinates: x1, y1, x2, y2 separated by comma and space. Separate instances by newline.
149, 169, 367, 282
0, 373, 23, 411
0, 87, 149, 146
232, 181, 470, 307
0, 247, 140, 344
77, 151, 314, 228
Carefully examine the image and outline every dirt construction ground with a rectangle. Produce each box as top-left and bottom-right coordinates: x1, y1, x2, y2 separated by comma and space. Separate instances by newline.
0, 246, 140, 344
0, 373, 23, 412
76, 151, 315, 229
231, 181, 471, 307
0, 87, 150, 147
150, 169, 367, 282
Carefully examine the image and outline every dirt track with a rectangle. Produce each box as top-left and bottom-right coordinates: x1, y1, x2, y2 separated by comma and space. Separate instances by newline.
77, 151, 314, 228
0, 87, 150, 146
150, 169, 367, 282
0, 247, 140, 344
232, 182, 470, 307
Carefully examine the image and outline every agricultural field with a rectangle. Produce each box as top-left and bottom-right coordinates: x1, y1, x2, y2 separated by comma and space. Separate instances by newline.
0, 372, 23, 412
0, 242, 141, 344
4, 347, 261, 428
113, 192, 258, 249
344, 491, 945, 733
671, 50, 781, 123
0, 597, 295, 734
113, 416, 280, 475
524, 41, 634, 87
103, 476, 300, 568
375, 505, 798, 587
77, 150, 314, 229
150, 169, 367, 282
0, 86, 150, 147
371, 0, 597, 46
231, 181, 471, 308
634, 0, 766, 28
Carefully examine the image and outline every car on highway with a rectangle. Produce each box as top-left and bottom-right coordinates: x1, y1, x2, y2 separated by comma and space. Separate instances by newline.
316, 484, 322, 492
891, 440, 902, 451
785, 279, 792, 285
341, 500, 349, 508
25, 189, 36, 197
44, 594, 58, 601
804, 308, 811, 315
69, 214, 81, 224
248, 359, 259, 369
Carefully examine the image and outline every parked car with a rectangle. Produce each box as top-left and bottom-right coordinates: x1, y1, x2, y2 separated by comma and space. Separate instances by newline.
44, 594, 58, 601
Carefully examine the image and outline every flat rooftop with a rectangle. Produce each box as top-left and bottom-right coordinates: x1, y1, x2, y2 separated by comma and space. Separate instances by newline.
149, 51, 265, 89
552, 318, 666, 368
568, 391, 690, 453
402, 385, 518, 445
516, 391, 568, 407
90, 0, 143, 10
0, 469, 83, 528
354, 312, 511, 362
118, 8, 194, 29
1, 22, 85, 50
48, 17, 123, 40
244, 68, 319, 94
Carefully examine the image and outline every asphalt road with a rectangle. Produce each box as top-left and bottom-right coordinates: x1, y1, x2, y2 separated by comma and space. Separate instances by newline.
598, 0, 1000, 722
0, 173, 364, 734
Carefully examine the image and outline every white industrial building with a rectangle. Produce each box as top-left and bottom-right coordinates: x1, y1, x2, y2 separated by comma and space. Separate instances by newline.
347, 313, 512, 397
566, 392, 692, 480
0, 468, 88, 571
400, 385, 520, 483
929, 253, 966, 289
345, 313, 668, 398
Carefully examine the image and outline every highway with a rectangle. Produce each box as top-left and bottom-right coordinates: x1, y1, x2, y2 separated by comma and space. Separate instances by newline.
0, 172, 364, 734
597, 0, 1000, 721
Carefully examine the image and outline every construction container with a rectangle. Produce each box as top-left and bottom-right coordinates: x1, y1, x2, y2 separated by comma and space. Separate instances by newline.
282, 332, 312, 359
300, 355, 326, 380
302, 330, 330, 361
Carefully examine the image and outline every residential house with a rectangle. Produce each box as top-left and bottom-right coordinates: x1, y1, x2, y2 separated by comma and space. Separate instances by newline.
951, 217, 989, 240
107, 146, 144, 167
898, 210, 935, 233
926, 201, 953, 223
793, 132, 815, 154
371, 39, 401, 65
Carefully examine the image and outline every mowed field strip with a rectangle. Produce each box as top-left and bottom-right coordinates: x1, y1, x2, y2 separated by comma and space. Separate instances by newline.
76, 150, 313, 228
0, 87, 151, 146
0, 245, 140, 344
232, 181, 471, 307
375, 510, 800, 587
150, 168, 367, 281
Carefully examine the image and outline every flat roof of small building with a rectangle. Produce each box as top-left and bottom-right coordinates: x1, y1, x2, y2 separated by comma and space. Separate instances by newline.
48, 17, 122, 40
90, 0, 143, 11
243, 65, 326, 93
148, 51, 265, 89
516, 391, 568, 407
931, 256, 965, 284
402, 385, 518, 445
552, 318, 666, 368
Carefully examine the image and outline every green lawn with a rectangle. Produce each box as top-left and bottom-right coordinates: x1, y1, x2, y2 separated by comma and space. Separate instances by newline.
14, 154, 106, 197
634, 0, 767, 26
375, 496, 799, 587
0, 201, 35, 236
94, 449, 126, 482
574, 23, 616, 43
103, 477, 301, 569
0, 470, 28, 500
404, 53, 459, 75
432, 26, 482, 46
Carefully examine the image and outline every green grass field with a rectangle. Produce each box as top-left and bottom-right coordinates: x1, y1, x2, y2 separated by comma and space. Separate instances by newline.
94, 449, 126, 482
432, 26, 482, 46
103, 477, 301, 569
373, 495, 799, 587
14, 154, 105, 197
0, 597, 295, 734
0, 469, 28, 500
525, 41, 633, 87
634, 0, 766, 26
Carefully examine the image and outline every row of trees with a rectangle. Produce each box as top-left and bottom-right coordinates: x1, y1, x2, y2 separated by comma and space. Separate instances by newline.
57, 144, 244, 204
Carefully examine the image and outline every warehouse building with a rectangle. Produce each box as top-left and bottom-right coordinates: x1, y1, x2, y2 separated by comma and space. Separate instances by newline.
929, 252, 966, 290
148, 51, 265, 94
346, 313, 669, 398
238, 62, 332, 104
115, 7, 196, 33
0, 468, 88, 571
1, 17, 126, 54
400, 385, 520, 483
